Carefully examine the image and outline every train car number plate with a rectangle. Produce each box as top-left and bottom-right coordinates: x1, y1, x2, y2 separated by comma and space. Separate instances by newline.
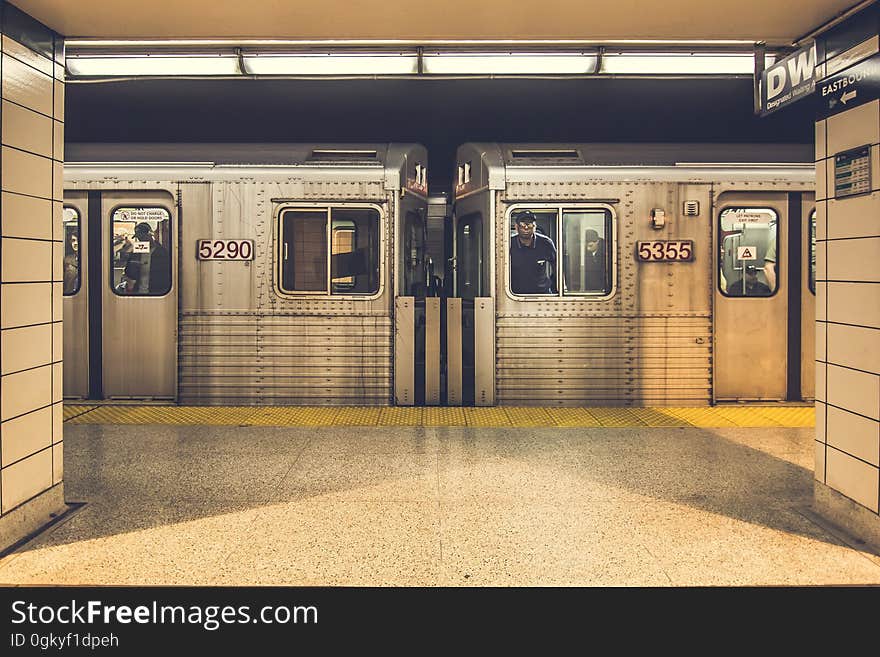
636, 240, 694, 262
196, 239, 255, 261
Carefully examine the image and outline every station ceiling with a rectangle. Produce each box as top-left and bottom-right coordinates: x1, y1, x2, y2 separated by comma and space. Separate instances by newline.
9, 0, 862, 46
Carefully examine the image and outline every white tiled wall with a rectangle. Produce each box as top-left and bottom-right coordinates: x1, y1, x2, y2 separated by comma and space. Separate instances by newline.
0, 29, 64, 517
815, 99, 880, 516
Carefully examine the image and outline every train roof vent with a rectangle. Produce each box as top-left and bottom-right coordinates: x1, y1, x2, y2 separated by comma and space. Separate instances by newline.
309, 149, 379, 162
511, 149, 580, 159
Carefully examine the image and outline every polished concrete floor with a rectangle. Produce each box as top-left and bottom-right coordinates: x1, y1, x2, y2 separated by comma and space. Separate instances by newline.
2, 423, 879, 586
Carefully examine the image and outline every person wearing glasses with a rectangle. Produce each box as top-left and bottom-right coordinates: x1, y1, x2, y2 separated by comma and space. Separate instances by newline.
509, 210, 557, 295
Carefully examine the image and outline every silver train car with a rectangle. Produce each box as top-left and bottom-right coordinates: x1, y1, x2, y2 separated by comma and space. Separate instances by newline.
62, 143, 429, 405
450, 143, 816, 406
62, 141, 815, 407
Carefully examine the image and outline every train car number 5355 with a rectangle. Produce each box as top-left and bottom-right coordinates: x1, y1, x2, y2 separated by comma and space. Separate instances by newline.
636, 240, 694, 262
196, 239, 255, 261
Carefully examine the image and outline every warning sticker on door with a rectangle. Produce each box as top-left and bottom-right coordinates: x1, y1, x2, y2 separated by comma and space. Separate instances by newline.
736, 246, 757, 261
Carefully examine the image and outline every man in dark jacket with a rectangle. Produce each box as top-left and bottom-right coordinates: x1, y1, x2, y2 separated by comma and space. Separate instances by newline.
727, 264, 772, 296
132, 222, 171, 295
509, 210, 556, 294
583, 228, 607, 292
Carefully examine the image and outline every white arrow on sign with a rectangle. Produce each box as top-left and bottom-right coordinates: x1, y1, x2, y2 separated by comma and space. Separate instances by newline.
841, 90, 857, 104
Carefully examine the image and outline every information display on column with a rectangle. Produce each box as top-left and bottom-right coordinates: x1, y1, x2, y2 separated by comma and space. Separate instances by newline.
834, 145, 871, 199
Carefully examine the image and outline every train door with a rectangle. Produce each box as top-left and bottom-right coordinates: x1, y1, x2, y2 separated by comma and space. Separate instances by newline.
801, 194, 816, 400
62, 190, 177, 400
714, 191, 814, 401
62, 193, 89, 398
447, 208, 494, 406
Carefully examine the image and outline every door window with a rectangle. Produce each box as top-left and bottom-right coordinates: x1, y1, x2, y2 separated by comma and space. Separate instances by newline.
62, 206, 81, 296
110, 207, 172, 296
718, 207, 778, 297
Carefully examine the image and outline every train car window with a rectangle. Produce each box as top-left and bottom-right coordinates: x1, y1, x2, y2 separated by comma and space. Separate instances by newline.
110, 207, 172, 297
280, 209, 328, 293
62, 206, 81, 296
403, 210, 427, 295
457, 212, 483, 299
809, 209, 816, 295
509, 209, 558, 295
331, 221, 356, 290
718, 207, 778, 298
279, 207, 379, 296
330, 208, 379, 295
562, 209, 613, 296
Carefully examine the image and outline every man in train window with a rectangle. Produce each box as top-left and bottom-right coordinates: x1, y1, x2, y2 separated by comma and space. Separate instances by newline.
727, 264, 771, 296
583, 228, 607, 292
131, 222, 171, 295
510, 210, 557, 295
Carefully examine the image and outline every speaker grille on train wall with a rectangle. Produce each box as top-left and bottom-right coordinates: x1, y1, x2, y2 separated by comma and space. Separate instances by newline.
683, 200, 700, 216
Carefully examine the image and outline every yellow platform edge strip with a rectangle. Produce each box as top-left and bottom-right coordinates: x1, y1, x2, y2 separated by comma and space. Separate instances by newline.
63, 404, 815, 429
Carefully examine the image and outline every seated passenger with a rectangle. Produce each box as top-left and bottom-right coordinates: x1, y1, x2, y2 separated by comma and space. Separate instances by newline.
583, 228, 607, 292
727, 265, 772, 296
509, 210, 556, 295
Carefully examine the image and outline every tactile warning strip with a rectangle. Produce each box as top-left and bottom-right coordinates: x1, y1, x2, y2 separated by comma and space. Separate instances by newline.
63, 405, 97, 421
63, 404, 815, 428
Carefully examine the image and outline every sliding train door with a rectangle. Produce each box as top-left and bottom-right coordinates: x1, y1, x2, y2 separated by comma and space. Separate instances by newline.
801, 193, 816, 400
62, 193, 89, 398
715, 191, 814, 401
62, 190, 177, 400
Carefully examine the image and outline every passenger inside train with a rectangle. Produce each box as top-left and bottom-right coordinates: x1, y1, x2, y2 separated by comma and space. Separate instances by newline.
582, 228, 607, 292
509, 210, 557, 295
727, 264, 772, 296
719, 207, 778, 297
62, 227, 79, 295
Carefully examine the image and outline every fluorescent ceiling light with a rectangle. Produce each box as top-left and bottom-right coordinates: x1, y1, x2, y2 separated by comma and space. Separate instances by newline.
422, 53, 598, 75
66, 39, 758, 48
242, 54, 419, 75
66, 55, 240, 76
601, 53, 775, 75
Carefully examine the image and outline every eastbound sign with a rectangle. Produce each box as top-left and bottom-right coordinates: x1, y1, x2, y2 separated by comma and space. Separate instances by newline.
760, 42, 818, 116
817, 53, 880, 119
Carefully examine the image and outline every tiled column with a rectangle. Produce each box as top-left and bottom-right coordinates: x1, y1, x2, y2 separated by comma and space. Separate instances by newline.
813, 21, 880, 544
0, 2, 67, 551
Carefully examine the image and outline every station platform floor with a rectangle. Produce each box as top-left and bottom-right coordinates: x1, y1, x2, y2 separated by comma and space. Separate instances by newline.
2, 404, 879, 587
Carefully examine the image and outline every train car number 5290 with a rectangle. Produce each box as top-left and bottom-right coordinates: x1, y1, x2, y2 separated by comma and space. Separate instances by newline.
196, 239, 254, 261
636, 240, 694, 262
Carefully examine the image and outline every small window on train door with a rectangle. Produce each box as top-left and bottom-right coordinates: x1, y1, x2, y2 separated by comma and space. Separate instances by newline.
809, 209, 816, 295
62, 206, 81, 296
110, 207, 172, 297
279, 206, 380, 296
718, 207, 778, 298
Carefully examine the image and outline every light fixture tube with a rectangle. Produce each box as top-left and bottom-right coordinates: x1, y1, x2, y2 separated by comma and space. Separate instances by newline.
601, 53, 776, 75
241, 53, 420, 75
422, 53, 598, 75
66, 55, 240, 76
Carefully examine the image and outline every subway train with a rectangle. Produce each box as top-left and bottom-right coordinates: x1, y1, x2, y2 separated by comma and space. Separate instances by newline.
62, 142, 815, 407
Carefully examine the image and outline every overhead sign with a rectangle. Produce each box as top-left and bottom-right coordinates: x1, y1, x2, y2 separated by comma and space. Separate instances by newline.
826, 36, 879, 77
818, 53, 880, 119
736, 246, 757, 261
761, 42, 818, 116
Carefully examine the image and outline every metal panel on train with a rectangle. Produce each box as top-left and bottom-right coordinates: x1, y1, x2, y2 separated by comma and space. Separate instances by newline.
64, 143, 428, 405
